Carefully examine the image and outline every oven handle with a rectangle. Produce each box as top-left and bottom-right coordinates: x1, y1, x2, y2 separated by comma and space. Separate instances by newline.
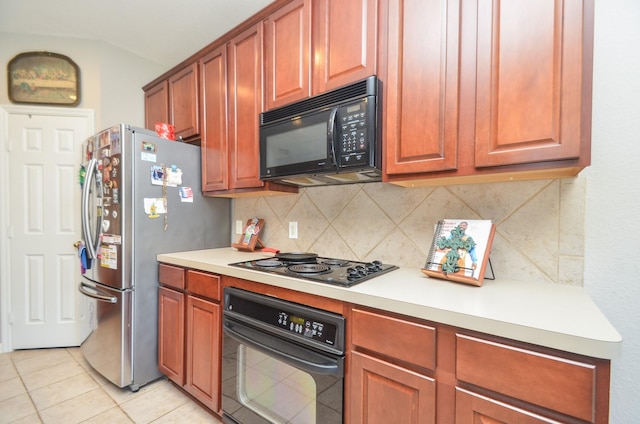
223, 317, 343, 377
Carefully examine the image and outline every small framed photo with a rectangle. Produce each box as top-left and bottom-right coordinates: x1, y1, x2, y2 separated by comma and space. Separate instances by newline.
7, 51, 80, 106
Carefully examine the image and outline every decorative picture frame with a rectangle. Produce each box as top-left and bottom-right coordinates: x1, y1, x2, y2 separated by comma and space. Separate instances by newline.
7, 51, 80, 106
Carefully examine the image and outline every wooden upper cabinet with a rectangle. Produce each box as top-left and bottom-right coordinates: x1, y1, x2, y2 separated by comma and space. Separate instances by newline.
200, 46, 229, 192
144, 80, 169, 131
383, 0, 461, 175
228, 22, 264, 190
264, 0, 377, 110
312, 0, 377, 94
144, 62, 199, 141
265, 0, 311, 110
473, 0, 593, 167
169, 62, 200, 140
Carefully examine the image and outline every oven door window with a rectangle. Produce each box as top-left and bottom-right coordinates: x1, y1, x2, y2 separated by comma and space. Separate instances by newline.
239, 345, 317, 423
223, 336, 343, 424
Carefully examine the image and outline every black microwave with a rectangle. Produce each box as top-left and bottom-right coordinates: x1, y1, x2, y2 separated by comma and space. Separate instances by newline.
259, 76, 382, 187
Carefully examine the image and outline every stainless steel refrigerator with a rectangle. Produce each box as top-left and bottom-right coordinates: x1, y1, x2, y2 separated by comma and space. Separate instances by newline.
78, 124, 230, 391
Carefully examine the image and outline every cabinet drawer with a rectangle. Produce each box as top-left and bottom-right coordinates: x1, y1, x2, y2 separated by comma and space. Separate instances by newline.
158, 264, 185, 290
351, 308, 436, 371
456, 334, 597, 422
186, 270, 221, 301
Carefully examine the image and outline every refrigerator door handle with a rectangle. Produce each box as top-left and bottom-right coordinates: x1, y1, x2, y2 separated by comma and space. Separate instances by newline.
78, 281, 118, 303
81, 158, 102, 259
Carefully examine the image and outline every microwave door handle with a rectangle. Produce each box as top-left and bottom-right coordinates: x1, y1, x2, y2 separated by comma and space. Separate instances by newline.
327, 106, 339, 168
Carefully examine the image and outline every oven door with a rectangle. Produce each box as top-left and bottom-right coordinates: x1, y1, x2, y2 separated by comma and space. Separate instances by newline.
222, 316, 344, 424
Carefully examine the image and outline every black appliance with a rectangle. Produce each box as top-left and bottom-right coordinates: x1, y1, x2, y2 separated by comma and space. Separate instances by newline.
222, 287, 345, 424
259, 76, 381, 187
229, 252, 398, 287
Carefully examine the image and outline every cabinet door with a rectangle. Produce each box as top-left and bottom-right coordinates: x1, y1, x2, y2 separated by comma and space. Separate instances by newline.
350, 351, 436, 424
265, 0, 311, 110
228, 22, 264, 190
201, 46, 229, 192
144, 80, 169, 131
384, 0, 460, 175
312, 0, 377, 94
158, 286, 185, 385
455, 388, 559, 424
473, 0, 592, 167
169, 62, 200, 140
185, 295, 221, 412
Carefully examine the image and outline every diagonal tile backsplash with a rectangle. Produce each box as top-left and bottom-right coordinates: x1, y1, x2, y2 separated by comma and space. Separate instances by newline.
233, 176, 586, 286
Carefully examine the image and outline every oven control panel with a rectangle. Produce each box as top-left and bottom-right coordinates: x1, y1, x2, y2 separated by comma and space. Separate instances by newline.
224, 287, 345, 353
279, 312, 326, 341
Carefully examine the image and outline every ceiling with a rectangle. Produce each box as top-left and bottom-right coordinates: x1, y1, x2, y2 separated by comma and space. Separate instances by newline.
0, 0, 273, 68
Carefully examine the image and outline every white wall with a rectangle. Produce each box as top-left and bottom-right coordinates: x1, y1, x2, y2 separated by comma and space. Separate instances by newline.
585, 0, 640, 420
0, 32, 166, 128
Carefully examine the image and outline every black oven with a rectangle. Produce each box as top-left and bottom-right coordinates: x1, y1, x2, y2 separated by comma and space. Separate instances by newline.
222, 287, 345, 424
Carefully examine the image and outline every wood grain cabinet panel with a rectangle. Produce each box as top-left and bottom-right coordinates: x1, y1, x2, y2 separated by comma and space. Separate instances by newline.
159, 263, 185, 290
473, 0, 592, 167
350, 351, 436, 424
158, 263, 222, 414
144, 62, 200, 141
351, 308, 436, 371
158, 286, 185, 385
169, 62, 200, 140
455, 388, 561, 424
144, 80, 169, 131
200, 46, 229, 192
383, 0, 461, 175
311, 0, 377, 94
186, 270, 221, 301
265, 0, 311, 109
185, 295, 221, 412
456, 334, 598, 422
228, 22, 264, 190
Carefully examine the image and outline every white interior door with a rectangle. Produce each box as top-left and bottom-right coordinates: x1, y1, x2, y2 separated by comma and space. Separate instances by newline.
1, 106, 94, 350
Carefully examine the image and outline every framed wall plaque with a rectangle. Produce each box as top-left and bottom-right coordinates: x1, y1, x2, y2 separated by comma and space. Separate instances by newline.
8, 52, 80, 106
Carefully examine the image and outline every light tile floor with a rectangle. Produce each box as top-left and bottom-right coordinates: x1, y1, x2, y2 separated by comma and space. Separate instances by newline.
0, 347, 223, 424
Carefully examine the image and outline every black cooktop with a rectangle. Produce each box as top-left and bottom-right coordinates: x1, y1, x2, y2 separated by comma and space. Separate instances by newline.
229, 252, 398, 287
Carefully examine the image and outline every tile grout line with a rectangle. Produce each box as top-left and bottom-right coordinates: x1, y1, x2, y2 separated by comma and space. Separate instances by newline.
10, 352, 45, 423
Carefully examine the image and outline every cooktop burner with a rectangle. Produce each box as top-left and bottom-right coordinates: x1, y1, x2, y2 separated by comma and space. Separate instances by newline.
229, 254, 398, 287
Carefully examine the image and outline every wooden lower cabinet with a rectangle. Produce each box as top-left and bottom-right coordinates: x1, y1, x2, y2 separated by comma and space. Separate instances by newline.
455, 333, 609, 423
157, 272, 611, 423
455, 388, 561, 424
349, 307, 437, 424
158, 286, 185, 385
185, 295, 220, 410
350, 351, 436, 424
348, 306, 611, 424
158, 264, 222, 414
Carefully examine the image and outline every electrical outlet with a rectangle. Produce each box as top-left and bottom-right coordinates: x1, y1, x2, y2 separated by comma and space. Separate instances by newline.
235, 220, 244, 235
289, 222, 298, 239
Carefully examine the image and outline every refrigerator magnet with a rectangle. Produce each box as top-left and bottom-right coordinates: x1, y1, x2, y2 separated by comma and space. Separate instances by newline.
151, 165, 164, 185
144, 198, 166, 217
166, 166, 182, 186
141, 141, 157, 162
179, 186, 194, 202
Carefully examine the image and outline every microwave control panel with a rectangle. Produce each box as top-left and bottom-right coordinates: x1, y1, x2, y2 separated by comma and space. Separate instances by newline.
338, 97, 375, 167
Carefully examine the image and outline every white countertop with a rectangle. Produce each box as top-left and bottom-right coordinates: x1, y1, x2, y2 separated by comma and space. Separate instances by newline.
157, 248, 621, 359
